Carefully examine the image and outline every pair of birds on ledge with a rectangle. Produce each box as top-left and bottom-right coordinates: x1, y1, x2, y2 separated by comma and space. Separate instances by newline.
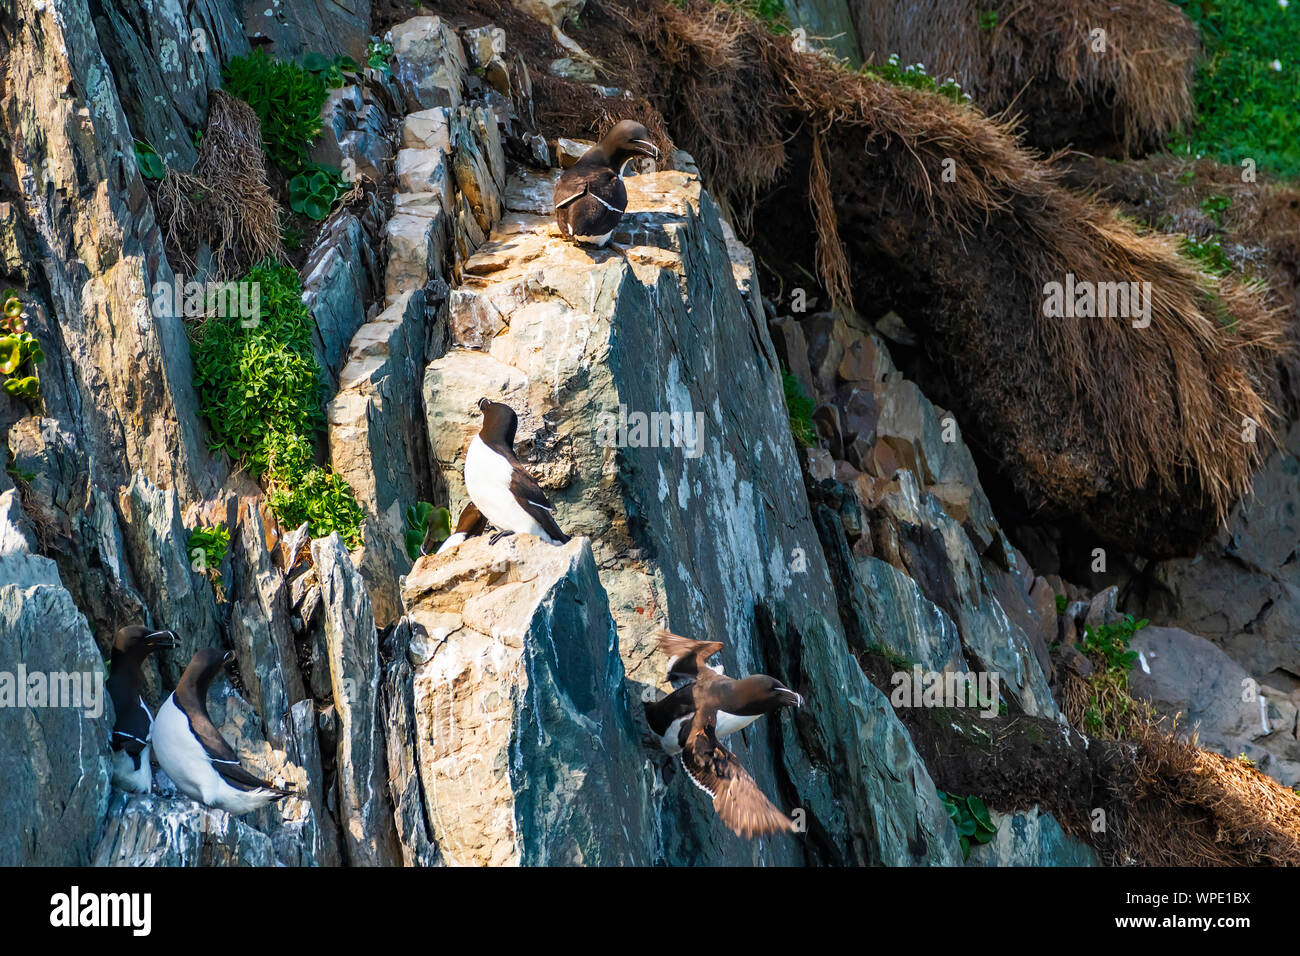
445, 401, 806, 839
108, 626, 295, 815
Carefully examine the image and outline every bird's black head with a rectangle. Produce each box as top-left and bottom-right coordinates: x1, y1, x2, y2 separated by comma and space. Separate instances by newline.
594, 120, 660, 174
477, 397, 518, 449
734, 674, 804, 714
182, 647, 235, 694
113, 625, 180, 659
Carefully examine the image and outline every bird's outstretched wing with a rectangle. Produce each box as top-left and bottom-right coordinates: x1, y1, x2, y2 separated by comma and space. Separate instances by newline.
680, 720, 795, 839
655, 630, 724, 685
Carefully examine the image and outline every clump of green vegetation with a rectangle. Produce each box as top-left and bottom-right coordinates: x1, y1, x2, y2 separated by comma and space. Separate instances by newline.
187, 260, 364, 547
0, 289, 43, 403
1235, 752, 1258, 769
1170, 0, 1300, 178
403, 502, 451, 560
223, 48, 329, 174
670, 0, 790, 33
862, 54, 969, 103
187, 523, 230, 572
366, 38, 394, 76
1054, 594, 1067, 614
288, 166, 350, 221
1180, 234, 1234, 277
301, 52, 359, 90
979, 10, 999, 31
265, 433, 367, 548
937, 790, 997, 858
1200, 193, 1232, 226
1079, 614, 1149, 737
781, 368, 817, 447
133, 141, 165, 180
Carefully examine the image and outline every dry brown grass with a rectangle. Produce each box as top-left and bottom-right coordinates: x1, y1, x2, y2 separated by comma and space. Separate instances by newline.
850, 0, 1198, 155
602, 0, 1285, 552
156, 91, 283, 280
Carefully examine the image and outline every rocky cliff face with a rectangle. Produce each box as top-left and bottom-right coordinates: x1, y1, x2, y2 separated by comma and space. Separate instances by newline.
1, 0, 1292, 868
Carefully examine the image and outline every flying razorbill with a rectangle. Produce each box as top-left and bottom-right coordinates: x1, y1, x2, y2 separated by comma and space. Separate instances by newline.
152, 648, 297, 815
553, 119, 660, 248
644, 631, 804, 838
464, 398, 570, 545
107, 626, 179, 794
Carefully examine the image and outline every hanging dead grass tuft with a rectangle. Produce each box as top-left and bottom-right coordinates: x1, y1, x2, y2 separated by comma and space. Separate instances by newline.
850, 0, 1198, 155
603, 0, 1286, 553
156, 91, 283, 280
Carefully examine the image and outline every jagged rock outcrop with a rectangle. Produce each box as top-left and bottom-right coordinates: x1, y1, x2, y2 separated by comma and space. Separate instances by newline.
402, 535, 655, 865
420, 164, 961, 864
0, 490, 112, 866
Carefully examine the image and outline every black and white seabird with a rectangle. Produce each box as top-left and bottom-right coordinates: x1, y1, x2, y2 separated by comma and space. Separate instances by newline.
464, 398, 570, 546
644, 631, 804, 838
553, 119, 660, 248
152, 648, 297, 815
435, 501, 489, 555
107, 626, 179, 794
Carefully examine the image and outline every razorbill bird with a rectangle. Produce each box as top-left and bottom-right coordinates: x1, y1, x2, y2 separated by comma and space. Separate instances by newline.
464, 398, 570, 545
107, 626, 179, 794
553, 120, 660, 247
152, 648, 297, 815
644, 631, 803, 838
435, 501, 488, 555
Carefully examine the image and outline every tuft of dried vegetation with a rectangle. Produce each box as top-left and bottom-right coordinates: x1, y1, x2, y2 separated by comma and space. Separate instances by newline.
156, 91, 284, 281
851, 0, 1199, 155
594, 0, 1285, 555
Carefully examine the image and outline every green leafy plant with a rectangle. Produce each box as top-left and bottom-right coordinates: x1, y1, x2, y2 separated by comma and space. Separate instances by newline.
1180, 234, 1234, 277
187, 524, 230, 577
187, 260, 364, 547
223, 48, 328, 174
937, 791, 996, 858
1200, 193, 1232, 226
133, 140, 165, 180
264, 432, 366, 548
1170, 0, 1300, 178
782, 368, 817, 447
1079, 614, 1149, 736
302, 52, 359, 89
0, 291, 44, 403
366, 38, 394, 76
862, 53, 969, 103
288, 166, 348, 221
404, 502, 451, 560
1054, 594, 1067, 614
979, 10, 999, 31
1235, 752, 1257, 769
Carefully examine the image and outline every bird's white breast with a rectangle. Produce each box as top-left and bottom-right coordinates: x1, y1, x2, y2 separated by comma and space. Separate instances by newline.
152, 695, 279, 815
465, 436, 551, 540
111, 745, 152, 794
715, 710, 761, 739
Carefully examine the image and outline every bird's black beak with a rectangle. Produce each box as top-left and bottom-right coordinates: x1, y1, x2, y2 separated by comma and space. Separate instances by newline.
147, 630, 180, 649
631, 139, 660, 161
146, 629, 179, 650
777, 688, 804, 709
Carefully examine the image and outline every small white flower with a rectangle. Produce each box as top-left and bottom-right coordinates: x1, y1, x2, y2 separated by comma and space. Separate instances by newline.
1271, 59, 1283, 71
1279, 0, 1288, 9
